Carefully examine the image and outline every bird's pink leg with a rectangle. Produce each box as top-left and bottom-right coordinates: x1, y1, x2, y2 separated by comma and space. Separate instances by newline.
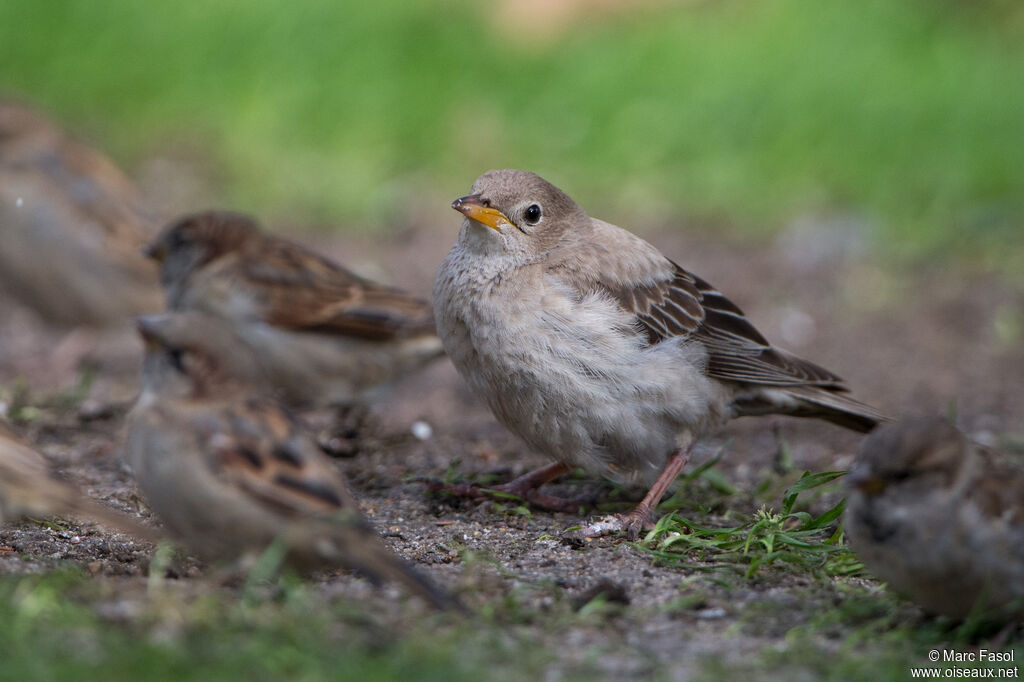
493, 462, 570, 497
570, 441, 695, 540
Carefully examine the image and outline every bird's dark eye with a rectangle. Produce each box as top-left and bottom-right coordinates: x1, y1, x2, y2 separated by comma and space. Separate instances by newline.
167, 348, 187, 374
523, 204, 542, 225
167, 228, 188, 250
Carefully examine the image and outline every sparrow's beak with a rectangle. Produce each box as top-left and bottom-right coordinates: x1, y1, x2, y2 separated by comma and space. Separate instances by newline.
846, 467, 887, 496
142, 241, 165, 263
451, 194, 511, 233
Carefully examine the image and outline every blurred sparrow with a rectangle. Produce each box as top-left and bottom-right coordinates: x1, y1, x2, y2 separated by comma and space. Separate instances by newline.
845, 417, 1024, 621
0, 419, 156, 539
0, 99, 161, 326
125, 312, 457, 609
144, 210, 443, 407
433, 169, 886, 538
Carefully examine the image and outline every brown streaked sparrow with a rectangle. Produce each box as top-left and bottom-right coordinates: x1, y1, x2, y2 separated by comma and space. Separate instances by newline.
846, 417, 1024, 621
144, 210, 443, 407
125, 312, 458, 609
0, 99, 161, 326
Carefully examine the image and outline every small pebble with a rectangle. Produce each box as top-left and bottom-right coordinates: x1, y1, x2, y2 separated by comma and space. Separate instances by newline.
411, 420, 433, 440
696, 607, 726, 619
972, 430, 997, 448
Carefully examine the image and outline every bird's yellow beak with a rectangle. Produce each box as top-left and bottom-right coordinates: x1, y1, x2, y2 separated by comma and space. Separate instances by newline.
451, 194, 511, 233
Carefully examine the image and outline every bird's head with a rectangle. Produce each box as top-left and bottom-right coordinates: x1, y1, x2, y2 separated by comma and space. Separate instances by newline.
451, 169, 588, 260
145, 210, 259, 291
135, 312, 266, 401
846, 417, 969, 498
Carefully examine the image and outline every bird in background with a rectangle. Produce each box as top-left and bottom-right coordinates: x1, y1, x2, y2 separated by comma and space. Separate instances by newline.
144, 209, 444, 408
0, 419, 157, 541
0, 99, 161, 326
125, 311, 459, 610
845, 416, 1024, 621
433, 169, 886, 538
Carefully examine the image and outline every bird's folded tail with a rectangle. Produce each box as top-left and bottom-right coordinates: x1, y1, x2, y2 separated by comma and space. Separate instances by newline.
325, 522, 464, 612
7, 473, 162, 543
733, 385, 889, 433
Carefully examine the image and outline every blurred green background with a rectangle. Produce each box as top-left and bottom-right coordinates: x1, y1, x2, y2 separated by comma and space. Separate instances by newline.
2, 0, 1022, 264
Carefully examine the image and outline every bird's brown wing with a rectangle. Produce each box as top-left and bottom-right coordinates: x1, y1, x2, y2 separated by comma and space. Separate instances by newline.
203, 399, 359, 518
196, 400, 460, 610
602, 259, 845, 389
238, 236, 436, 341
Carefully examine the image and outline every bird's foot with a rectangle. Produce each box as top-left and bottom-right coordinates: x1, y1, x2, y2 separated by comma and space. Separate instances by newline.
415, 477, 496, 505
415, 475, 591, 514
518, 487, 594, 514
564, 509, 656, 541
566, 445, 694, 541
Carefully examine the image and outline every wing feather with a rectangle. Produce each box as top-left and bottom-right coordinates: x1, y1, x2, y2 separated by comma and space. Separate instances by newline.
204, 399, 358, 518
239, 236, 436, 341
583, 253, 845, 389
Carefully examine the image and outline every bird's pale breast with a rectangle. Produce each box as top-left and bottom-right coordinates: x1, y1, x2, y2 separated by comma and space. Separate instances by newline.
434, 243, 726, 484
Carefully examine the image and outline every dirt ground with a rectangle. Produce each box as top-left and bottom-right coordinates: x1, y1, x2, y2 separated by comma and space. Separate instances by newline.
1, 208, 1022, 679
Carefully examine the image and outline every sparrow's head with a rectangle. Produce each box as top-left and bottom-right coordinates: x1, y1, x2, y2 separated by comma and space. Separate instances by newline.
451, 169, 588, 258
135, 312, 266, 400
846, 417, 969, 497
145, 210, 259, 289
